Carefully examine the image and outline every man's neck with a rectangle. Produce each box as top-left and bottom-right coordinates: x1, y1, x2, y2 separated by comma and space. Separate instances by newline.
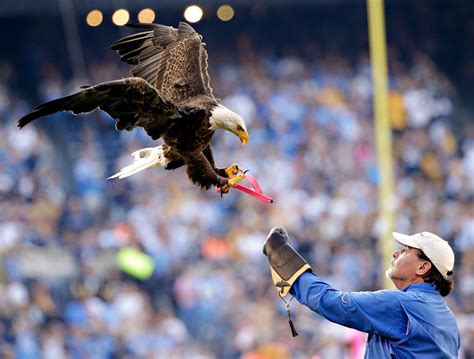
392, 277, 425, 290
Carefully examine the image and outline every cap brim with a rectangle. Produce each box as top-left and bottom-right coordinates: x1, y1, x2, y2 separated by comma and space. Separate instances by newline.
392, 232, 421, 249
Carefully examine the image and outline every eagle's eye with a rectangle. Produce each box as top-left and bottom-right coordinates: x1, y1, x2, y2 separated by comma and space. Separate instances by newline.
237, 125, 244, 132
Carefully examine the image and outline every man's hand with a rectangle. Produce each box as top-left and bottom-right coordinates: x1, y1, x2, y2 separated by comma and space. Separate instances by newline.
263, 227, 312, 297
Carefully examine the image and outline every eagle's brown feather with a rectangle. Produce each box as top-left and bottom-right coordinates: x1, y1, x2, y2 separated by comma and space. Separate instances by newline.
110, 22, 213, 104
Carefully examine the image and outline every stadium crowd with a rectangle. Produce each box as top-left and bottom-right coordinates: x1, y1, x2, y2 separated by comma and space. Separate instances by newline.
0, 13, 473, 359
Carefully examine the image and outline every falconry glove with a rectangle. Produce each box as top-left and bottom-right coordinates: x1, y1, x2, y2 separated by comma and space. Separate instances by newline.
263, 227, 312, 337
263, 227, 312, 297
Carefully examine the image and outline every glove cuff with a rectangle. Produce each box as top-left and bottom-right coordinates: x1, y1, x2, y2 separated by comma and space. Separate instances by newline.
270, 264, 312, 297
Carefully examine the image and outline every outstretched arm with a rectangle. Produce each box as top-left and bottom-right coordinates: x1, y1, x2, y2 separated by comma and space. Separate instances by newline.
292, 272, 407, 340
263, 227, 407, 340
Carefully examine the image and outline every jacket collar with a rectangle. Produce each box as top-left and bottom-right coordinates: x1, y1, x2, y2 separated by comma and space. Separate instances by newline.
402, 282, 438, 293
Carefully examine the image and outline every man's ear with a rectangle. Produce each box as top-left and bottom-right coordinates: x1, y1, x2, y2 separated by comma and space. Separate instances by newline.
416, 261, 432, 276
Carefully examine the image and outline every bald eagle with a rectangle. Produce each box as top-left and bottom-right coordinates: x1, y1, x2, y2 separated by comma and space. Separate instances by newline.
18, 22, 249, 192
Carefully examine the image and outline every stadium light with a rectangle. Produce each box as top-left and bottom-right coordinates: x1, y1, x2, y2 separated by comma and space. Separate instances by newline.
217, 5, 234, 21
112, 9, 130, 26
184, 5, 203, 23
138, 8, 155, 23
86, 9, 103, 27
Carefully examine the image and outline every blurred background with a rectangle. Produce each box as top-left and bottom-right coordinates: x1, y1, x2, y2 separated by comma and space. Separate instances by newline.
0, 0, 473, 358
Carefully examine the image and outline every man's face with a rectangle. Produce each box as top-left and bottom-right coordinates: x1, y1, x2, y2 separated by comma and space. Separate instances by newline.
386, 245, 428, 288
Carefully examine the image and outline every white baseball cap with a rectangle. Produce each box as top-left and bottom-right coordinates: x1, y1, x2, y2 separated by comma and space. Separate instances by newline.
392, 231, 455, 279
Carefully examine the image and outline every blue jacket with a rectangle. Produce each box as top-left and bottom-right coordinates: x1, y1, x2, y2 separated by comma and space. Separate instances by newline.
292, 272, 460, 358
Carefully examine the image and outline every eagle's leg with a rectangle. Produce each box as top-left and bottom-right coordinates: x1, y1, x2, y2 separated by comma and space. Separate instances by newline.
202, 146, 246, 192
185, 151, 232, 192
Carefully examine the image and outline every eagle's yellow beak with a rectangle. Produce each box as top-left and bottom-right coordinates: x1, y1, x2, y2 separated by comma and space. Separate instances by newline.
239, 131, 249, 145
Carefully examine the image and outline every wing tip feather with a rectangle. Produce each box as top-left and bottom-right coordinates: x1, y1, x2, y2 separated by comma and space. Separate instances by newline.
18, 116, 30, 129
177, 22, 196, 39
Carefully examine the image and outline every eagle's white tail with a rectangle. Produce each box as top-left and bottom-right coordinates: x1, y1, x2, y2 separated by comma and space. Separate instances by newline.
108, 146, 168, 179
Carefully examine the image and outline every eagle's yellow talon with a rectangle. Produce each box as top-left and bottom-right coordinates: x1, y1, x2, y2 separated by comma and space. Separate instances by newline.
225, 163, 241, 178
224, 163, 246, 187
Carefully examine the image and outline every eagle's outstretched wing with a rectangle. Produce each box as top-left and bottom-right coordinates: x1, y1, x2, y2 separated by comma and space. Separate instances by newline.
18, 77, 181, 140
110, 22, 213, 105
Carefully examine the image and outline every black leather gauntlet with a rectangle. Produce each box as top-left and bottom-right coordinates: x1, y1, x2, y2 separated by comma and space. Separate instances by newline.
263, 227, 312, 297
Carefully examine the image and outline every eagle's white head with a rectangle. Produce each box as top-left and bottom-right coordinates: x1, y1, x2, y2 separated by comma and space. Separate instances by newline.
209, 104, 249, 145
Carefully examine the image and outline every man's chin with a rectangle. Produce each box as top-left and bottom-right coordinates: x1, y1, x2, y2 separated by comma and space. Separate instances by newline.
385, 268, 393, 281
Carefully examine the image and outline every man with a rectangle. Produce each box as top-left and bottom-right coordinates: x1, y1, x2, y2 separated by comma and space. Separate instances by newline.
263, 227, 460, 358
